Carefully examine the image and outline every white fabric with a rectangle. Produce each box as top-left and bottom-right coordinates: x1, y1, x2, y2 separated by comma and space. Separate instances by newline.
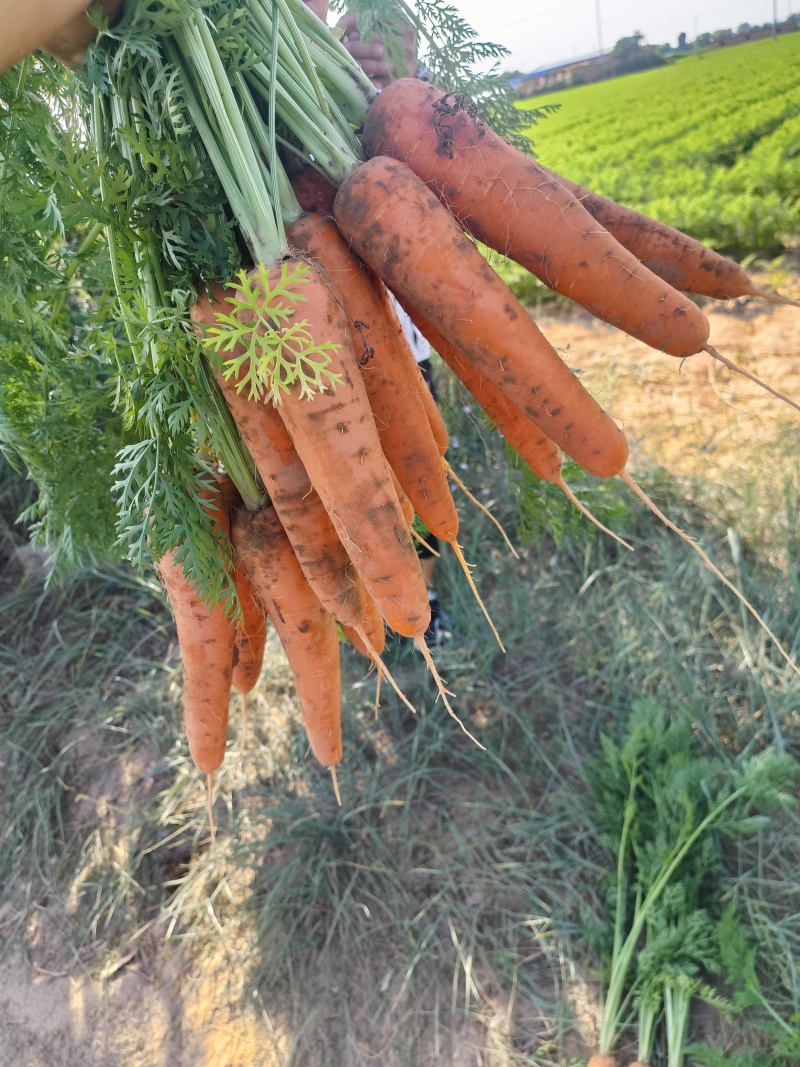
389, 293, 431, 364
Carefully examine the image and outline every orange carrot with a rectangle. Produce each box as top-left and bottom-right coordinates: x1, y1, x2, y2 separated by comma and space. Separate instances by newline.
362, 79, 710, 359
196, 267, 430, 639
333, 155, 629, 480
214, 473, 268, 696
343, 589, 386, 658
232, 503, 342, 771
372, 280, 450, 456
402, 301, 632, 551
388, 463, 415, 526
157, 481, 236, 775
192, 283, 367, 630
231, 557, 268, 696
286, 213, 458, 542
556, 175, 797, 306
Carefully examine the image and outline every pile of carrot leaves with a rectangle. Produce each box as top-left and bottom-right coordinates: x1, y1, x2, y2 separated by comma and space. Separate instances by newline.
585, 701, 799, 1066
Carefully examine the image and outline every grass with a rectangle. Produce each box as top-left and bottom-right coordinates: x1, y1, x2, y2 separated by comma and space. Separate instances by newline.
0, 363, 799, 1064
517, 34, 800, 256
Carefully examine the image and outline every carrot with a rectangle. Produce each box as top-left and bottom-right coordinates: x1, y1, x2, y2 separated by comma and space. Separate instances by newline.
343, 590, 386, 658
333, 155, 629, 480
285, 216, 508, 644
214, 473, 268, 696
371, 280, 450, 457
232, 502, 343, 773
556, 175, 799, 307
192, 283, 367, 630
586, 1057, 618, 1067
156, 481, 236, 776
199, 265, 430, 639
361, 79, 710, 359
389, 463, 415, 526
400, 299, 632, 551
286, 212, 458, 543
231, 557, 268, 696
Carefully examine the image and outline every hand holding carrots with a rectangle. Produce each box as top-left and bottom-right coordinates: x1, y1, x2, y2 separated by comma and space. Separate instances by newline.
0, 0, 121, 73
336, 10, 417, 89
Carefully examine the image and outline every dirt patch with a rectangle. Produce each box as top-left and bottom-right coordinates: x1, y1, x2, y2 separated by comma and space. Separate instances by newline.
534, 274, 800, 484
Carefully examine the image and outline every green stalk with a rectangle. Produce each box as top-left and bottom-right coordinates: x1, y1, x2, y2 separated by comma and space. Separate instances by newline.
636, 981, 662, 1065
267, 0, 282, 240
234, 73, 302, 226
664, 978, 693, 1067
172, 16, 283, 264
91, 88, 137, 352
598, 784, 748, 1054
245, 61, 358, 183
194, 359, 263, 511
272, 0, 332, 121
283, 0, 378, 106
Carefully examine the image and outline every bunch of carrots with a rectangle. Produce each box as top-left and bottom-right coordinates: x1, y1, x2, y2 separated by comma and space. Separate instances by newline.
17, 3, 800, 814
171, 74, 799, 808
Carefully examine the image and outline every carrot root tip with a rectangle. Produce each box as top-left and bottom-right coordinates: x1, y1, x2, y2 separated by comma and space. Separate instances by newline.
451, 541, 506, 652
330, 765, 343, 807
443, 459, 519, 559
414, 638, 485, 750
206, 771, 217, 845
619, 468, 800, 677
355, 625, 418, 717
703, 344, 800, 414
556, 477, 634, 552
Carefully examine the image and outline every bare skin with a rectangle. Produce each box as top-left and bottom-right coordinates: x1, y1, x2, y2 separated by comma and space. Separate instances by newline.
0, 0, 120, 72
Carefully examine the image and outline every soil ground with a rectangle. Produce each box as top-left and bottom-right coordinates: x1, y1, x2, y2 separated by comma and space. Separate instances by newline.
2, 274, 798, 1066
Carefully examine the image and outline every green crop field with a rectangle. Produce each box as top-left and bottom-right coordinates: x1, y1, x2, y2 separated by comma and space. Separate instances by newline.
518, 34, 800, 255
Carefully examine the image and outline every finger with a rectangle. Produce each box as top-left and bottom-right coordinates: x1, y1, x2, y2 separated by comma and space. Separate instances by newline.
356, 57, 392, 79
345, 41, 385, 61
336, 11, 360, 35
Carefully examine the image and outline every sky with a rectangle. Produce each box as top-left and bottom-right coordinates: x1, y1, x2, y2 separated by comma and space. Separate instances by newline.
448, 0, 794, 74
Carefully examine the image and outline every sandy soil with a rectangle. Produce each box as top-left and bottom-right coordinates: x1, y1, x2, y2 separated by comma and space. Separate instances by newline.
2, 275, 798, 1066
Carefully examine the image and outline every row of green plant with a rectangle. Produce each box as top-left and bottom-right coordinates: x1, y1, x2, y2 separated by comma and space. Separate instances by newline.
518, 35, 800, 255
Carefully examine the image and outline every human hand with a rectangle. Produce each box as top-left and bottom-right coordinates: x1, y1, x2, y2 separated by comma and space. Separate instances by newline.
40, 0, 121, 68
336, 10, 416, 90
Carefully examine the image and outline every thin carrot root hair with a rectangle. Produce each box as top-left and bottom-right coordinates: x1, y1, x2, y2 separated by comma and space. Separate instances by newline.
414, 638, 486, 750
410, 526, 441, 557
450, 541, 506, 653
330, 766, 342, 807
443, 459, 519, 559
206, 771, 216, 845
620, 469, 800, 677
753, 290, 800, 309
373, 670, 382, 718
555, 477, 634, 552
704, 344, 800, 414
354, 625, 419, 718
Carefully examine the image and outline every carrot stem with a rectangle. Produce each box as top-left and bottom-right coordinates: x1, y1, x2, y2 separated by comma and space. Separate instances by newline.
555, 477, 634, 552
620, 470, 800, 677
704, 345, 800, 414
444, 459, 519, 559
